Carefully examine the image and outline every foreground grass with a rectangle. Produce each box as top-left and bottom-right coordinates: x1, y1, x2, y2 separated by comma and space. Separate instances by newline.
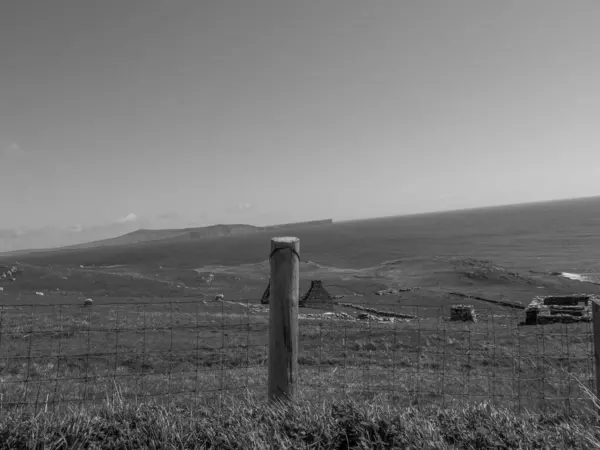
1, 394, 599, 449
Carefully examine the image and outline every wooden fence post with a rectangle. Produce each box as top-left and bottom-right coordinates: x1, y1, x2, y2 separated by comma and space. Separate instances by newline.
593, 299, 600, 403
268, 237, 300, 402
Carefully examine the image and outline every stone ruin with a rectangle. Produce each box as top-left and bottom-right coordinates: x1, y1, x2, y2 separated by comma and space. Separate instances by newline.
450, 304, 477, 322
300, 280, 334, 309
263, 280, 335, 309
524, 294, 595, 325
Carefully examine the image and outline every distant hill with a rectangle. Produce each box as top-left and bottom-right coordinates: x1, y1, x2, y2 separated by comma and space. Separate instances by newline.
0, 221, 140, 254
63, 224, 263, 249
0, 219, 333, 261
64, 220, 333, 249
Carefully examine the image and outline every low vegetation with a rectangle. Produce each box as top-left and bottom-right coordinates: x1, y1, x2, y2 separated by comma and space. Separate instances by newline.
1, 394, 600, 449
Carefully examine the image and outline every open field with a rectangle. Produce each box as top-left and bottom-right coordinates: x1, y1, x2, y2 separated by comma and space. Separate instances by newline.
0, 293, 595, 415
2, 199, 600, 447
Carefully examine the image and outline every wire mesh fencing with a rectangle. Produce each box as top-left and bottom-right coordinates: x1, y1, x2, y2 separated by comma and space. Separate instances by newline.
0, 298, 270, 412
0, 298, 596, 414
296, 302, 596, 414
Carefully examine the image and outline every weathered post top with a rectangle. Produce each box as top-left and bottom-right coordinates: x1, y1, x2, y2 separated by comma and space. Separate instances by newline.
270, 237, 300, 251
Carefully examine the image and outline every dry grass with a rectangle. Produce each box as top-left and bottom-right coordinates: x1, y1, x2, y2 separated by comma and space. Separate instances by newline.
1, 390, 600, 449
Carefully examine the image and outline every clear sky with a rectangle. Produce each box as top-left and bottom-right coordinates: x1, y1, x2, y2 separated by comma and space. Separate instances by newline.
1, 0, 599, 232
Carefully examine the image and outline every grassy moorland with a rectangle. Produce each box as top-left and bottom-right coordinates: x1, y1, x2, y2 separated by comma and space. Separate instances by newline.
2, 210, 600, 447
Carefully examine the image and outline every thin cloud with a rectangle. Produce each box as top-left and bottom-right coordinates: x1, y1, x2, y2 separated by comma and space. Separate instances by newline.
222, 203, 255, 215
237, 202, 253, 211
116, 213, 138, 223
157, 212, 181, 220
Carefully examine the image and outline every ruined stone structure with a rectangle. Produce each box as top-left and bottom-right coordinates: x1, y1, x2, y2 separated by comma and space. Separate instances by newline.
300, 280, 334, 309
524, 294, 595, 325
261, 279, 335, 309
450, 304, 477, 322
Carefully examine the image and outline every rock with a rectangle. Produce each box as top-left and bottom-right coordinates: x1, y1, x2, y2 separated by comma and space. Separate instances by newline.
84, 298, 93, 306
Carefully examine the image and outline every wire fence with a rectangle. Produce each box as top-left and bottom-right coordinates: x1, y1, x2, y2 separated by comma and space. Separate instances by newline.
0, 298, 596, 414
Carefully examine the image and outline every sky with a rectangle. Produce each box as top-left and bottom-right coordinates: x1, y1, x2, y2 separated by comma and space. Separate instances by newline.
1, 0, 599, 235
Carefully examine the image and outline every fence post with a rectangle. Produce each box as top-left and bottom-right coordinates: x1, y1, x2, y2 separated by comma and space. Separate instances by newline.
268, 237, 300, 402
593, 298, 600, 403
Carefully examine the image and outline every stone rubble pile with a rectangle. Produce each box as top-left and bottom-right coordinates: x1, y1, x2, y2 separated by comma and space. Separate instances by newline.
338, 303, 417, 319
356, 312, 396, 322
375, 287, 414, 296
299, 311, 354, 321
0, 266, 21, 282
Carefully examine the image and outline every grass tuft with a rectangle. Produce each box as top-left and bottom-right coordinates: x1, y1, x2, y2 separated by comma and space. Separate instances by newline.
1, 395, 599, 449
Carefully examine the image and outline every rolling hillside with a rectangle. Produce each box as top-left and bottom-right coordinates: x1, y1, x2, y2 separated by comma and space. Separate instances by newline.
0, 219, 333, 259
64, 224, 265, 249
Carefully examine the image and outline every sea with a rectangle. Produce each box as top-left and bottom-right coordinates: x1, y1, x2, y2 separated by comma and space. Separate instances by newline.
292, 196, 600, 284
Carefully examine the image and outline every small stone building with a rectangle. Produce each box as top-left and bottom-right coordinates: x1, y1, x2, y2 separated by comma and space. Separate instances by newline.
261, 279, 335, 310
450, 304, 477, 322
